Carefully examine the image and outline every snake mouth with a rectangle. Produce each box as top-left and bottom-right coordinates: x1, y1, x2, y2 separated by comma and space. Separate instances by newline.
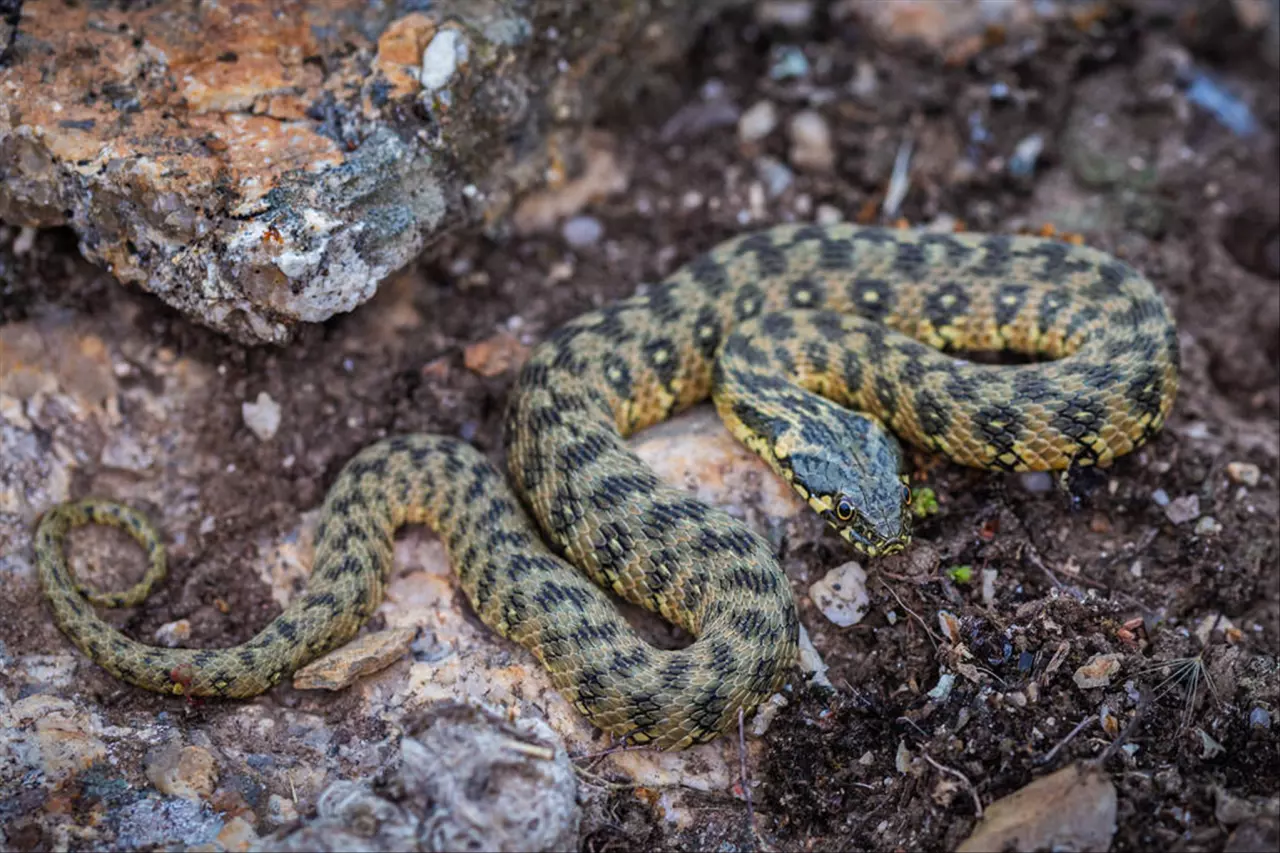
839, 526, 911, 558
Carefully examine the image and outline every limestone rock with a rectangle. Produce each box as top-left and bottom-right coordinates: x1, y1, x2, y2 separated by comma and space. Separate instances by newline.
0, 1, 746, 344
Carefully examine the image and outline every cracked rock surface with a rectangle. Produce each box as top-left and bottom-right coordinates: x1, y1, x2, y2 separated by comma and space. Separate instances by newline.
0, 0, 742, 344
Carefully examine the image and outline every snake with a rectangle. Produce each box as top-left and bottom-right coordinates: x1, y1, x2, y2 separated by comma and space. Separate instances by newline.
35, 224, 1179, 750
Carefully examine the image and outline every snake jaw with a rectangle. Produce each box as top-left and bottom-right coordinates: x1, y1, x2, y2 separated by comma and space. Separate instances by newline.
837, 524, 911, 558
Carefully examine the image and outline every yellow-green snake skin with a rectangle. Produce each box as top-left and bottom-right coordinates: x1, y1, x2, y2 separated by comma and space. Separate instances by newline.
36, 224, 1178, 750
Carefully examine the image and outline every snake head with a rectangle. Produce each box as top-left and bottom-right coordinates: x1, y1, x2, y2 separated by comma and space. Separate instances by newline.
821, 476, 913, 557
785, 411, 913, 558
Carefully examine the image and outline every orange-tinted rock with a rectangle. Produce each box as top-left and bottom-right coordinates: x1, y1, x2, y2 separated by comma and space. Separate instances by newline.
0, 1, 747, 344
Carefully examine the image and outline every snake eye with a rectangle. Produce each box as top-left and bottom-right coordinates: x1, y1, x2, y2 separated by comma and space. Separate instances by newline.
903, 484, 912, 505
835, 497, 855, 521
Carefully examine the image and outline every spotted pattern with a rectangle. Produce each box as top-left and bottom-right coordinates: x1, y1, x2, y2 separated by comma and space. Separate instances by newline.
37, 224, 1178, 751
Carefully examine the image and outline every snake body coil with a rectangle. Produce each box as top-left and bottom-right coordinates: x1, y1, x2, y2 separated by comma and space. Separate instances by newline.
37, 225, 1178, 749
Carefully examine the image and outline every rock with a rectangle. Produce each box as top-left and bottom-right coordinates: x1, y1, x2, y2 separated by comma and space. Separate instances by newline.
815, 204, 843, 224
259, 705, 580, 852
1249, 707, 1272, 729
1195, 515, 1222, 536
155, 619, 193, 648
788, 110, 835, 172
100, 432, 154, 472
957, 763, 1118, 853
768, 45, 810, 80
511, 132, 630, 234
145, 743, 220, 801
1009, 133, 1045, 179
1227, 461, 1262, 486
809, 561, 870, 627
1164, 494, 1202, 524
292, 627, 417, 691
757, 1, 816, 29
1016, 471, 1055, 494
0, 1, 748, 344
561, 215, 603, 247
1195, 613, 1238, 646
4, 694, 110, 782
628, 405, 806, 531
1227, 817, 1280, 853
242, 392, 282, 441
755, 156, 795, 198
797, 624, 833, 689
463, 331, 531, 378
1073, 653, 1124, 689
419, 28, 466, 92
738, 100, 780, 143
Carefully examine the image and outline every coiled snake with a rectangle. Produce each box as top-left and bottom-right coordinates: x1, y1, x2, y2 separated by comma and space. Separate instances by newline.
36, 224, 1179, 750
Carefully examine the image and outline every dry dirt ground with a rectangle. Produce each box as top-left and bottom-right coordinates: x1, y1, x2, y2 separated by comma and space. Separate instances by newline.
2, 3, 1278, 851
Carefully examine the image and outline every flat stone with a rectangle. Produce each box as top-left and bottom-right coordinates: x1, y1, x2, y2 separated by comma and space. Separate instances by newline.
292, 626, 417, 691
958, 763, 1118, 853
0, 1, 748, 344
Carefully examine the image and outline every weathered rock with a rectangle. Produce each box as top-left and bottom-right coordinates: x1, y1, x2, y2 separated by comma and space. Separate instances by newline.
292, 627, 417, 691
145, 742, 220, 801
259, 704, 580, 853
809, 560, 870, 627
957, 763, 1118, 853
0, 1, 746, 344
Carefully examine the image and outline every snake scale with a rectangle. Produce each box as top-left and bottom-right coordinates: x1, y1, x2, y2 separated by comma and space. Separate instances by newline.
37, 224, 1179, 749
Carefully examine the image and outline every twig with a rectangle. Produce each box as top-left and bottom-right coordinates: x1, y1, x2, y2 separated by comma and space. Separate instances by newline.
1036, 715, 1094, 766
879, 578, 941, 650
922, 753, 983, 819
738, 707, 758, 853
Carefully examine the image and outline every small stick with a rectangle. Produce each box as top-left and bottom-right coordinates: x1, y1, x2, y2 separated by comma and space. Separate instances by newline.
739, 707, 758, 853
922, 753, 983, 819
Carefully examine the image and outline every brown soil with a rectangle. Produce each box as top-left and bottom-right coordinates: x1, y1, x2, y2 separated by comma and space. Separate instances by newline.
3, 3, 1277, 851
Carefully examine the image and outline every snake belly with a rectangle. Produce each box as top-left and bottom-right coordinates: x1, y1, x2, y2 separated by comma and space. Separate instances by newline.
36, 224, 1178, 750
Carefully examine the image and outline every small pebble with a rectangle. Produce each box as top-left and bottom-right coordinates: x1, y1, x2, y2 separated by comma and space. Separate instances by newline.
154, 619, 192, 648
561, 215, 603, 248
756, 1, 814, 29
421, 29, 466, 91
1164, 494, 1201, 525
927, 673, 956, 701
738, 100, 779, 143
809, 561, 870, 627
769, 45, 810, 80
1151, 488, 1170, 507
1249, 707, 1272, 729
981, 568, 998, 607
815, 204, 843, 224
754, 156, 795, 198
788, 109, 835, 172
1198, 728, 1226, 758
1009, 133, 1044, 178
242, 392, 282, 441
1018, 471, 1055, 494
850, 61, 878, 99
1073, 653, 1123, 689
1194, 515, 1222, 536
1226, 461, 1261, 486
